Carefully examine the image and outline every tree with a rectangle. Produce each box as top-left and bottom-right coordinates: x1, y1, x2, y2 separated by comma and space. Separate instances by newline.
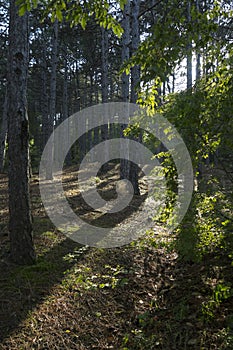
186, 0, 193, 90
101, 27, 109, 104
0, 1, 9, 172
17, 0, 126, 37
120, 0, 130, 181
121, 1, 130, 103
131, 0, 140, 104
46, 19, 59, 180
195, 0, 201, 82
41, 37, 49, 152
7, 0, 36, 264
101, 26, 109, 169
128, 0, 141, 195
0, 92, 7, 172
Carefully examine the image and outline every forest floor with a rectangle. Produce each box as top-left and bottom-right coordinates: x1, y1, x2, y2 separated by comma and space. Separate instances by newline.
0, 164, 233, 349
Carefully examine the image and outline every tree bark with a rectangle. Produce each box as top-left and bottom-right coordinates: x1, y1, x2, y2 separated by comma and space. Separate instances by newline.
120, 1, 130, 180
62, 55, 72, 166
129, 0, 141, 195
187, 0, 193, 90
195, 0, 201, 82
131, 0, 140, 104
121, 1, 130, 102
101, 27, 108, 104
0, 91, 8, 173
41, 40, 49, 153
7, 0, 36, 264
101, 27, 109, 170
46, 19, 58, 179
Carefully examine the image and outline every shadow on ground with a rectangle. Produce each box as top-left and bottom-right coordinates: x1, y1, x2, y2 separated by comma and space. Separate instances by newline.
0, 234, 83, 342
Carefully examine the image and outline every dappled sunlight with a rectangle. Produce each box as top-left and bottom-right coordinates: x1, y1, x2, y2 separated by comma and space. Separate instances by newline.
1, 167, 233, 348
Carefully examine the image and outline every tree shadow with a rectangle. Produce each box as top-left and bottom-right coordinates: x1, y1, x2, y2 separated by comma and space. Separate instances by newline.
61, 161, 149, 230
0, 231, 84, 342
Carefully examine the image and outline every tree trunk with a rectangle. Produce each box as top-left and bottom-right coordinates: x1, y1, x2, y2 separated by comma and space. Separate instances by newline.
89, 71, 94, 105
131, 0, 140, 104
195, 0, 201, 82
129, 0, 141, 195
62, 56, 72, 166
94, 70, 99, 103
187, 0, 192, 90
46, 20, 58, 179
73, 60, 81, 113
41, 40, 49, 153
120, 1, 130, 180
101, 27, 108, 104
121, 1, 130, 102
101, 27, 109, 170
172, 73, 175, 93
7, 0, 36, 265
0, 91, 8, 172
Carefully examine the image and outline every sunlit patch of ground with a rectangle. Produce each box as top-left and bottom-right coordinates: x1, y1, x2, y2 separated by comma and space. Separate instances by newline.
0, 166, 233, 349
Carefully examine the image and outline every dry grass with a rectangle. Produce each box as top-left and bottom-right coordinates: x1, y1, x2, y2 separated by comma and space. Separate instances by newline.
0, 167, 233, 349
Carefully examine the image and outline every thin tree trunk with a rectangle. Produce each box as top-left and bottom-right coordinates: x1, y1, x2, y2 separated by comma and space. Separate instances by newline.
109, 70, 115, 100
78, 113, 86, 163
187, 0, 192, 90
88, 73, 94, 160
131, 0, 140, 104
89, 72, 94, 105
73, 60, 80, 113
62, 57, 68, 122
163, 81, 166, 97
46, 20, 58, 179
121, 1, 130, 102
101, 27, 108, 103
95, 70, 99, 103
129, 0, 141, 195
172, 73, 175, 93
196, 52, 201, 81
93, 126, 99, 147
195, 0, 201, 81
0, 91, 8, 172
120, 1, 130, 180
62, 56, 72, 166
7, 0, 36, 264
41, 41, 48, 152
101, 27, 109, 169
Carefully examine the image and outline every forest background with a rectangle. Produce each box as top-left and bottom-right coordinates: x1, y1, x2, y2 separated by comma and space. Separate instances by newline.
0, 0, 233, 349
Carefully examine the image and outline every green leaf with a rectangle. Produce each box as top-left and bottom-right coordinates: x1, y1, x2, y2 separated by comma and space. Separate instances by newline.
18, 3, 28, 16
119, 0, 126, 10
80, 16, 87, 29
112, 24, 124, 38
56, 8, 63, 22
